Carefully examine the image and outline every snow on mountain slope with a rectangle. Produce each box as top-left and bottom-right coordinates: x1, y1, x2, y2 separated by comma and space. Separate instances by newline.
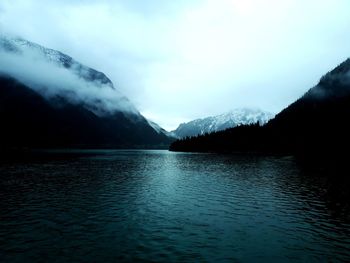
0, 35, 171, 138
0, 36, 112, 86
0, 35, 139, 116
147, 120, 177, 138
173, 108, 274, 138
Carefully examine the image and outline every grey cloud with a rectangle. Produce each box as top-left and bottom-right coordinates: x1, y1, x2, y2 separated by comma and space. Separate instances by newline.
1, 0, 350, 130
0, 37, 138, 115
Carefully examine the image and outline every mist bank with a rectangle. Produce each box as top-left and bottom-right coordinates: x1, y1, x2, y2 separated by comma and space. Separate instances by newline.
0, 36, 174, 149
0, 75, 173, 149
0, 35, 138, 116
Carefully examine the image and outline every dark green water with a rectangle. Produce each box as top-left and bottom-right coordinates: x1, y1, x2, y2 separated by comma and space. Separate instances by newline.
0, 150, 349, 262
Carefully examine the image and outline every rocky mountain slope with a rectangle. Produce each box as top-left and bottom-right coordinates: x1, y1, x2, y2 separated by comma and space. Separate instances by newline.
0, 35, 173, 149
173, 109, 274, 138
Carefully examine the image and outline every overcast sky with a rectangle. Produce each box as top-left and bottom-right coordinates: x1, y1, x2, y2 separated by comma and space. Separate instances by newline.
1, 0, 350, 130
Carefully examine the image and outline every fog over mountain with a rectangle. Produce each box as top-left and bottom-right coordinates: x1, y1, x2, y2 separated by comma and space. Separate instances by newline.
1, 0, 350, 130
0, 36, 173, 148
0, 35, 138, 116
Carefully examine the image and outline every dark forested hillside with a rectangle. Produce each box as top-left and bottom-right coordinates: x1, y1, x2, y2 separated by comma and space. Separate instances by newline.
0, 76, 172, 149
0, 36, 175, 150
170, 59, 350, 167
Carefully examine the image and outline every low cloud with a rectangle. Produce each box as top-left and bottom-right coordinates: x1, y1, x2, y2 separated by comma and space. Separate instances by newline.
0, 36, 138, 116
1, 0, 350, 130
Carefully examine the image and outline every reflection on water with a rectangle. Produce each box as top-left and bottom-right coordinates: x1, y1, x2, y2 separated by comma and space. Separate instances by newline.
0, 150, 349, 262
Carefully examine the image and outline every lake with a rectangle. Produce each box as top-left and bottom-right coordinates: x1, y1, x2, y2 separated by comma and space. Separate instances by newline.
0, 150, 349, 262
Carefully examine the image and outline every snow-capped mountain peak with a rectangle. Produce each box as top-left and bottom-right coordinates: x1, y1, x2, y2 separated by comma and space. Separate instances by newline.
0, 35, 175, 139
172, 108, 275, 138
0, 35, 144, 116
0, 35, 113, 87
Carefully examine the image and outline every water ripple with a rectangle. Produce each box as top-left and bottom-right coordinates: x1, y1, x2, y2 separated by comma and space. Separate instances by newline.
0, 150, 350, 262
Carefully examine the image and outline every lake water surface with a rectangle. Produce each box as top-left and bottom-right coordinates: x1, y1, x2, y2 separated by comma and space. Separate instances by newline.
0, 150, 349, 262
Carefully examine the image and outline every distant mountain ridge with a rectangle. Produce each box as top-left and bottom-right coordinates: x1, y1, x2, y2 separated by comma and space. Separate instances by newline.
172, 109, 274, 138
0, 35, 173, 148
170, 58, 350, 170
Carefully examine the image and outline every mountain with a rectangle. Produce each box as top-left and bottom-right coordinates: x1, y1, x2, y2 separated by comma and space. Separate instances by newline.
170, 58, 350, 167
265, 58, 350, 157
172, 108, 274, 138
147, 120, 177, 138
0, 36, 173, 149
0, 36, 113, 86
